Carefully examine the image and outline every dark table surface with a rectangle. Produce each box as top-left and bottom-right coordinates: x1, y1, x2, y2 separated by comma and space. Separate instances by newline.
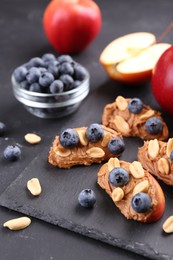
1, 0, 173, 259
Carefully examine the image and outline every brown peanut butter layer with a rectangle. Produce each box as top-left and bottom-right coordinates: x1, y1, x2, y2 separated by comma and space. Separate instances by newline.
97, 158, 165, 223
102, 96, 168, 140
48, 124, 124, 169
138, 138, 173, 186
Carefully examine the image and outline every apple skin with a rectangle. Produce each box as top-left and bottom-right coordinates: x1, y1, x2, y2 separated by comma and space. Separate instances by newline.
152, 46, 173, 115
43, 0, 102, 54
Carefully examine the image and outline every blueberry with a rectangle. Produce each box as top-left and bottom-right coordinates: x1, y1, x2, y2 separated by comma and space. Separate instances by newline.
59, 128, 79, 148
73, 64, 86, 81
57, 55, 73, 64
73, 80, 81, 88
39, 67, 47, 74
78, 189, 96, 208
59, 74, 74, 91
13, 66, 27, 83
20, 80, 30, 90
48, 64, 59, 78
108, 167, 129, 187
0, 121, 6, 136
108, 138, 125, 155
86, 123, 104, 143
128, 98, 143, 114
59, 62, 74, 76
26, 67, 41, 84
131, 192, 151, 213
29, 83, 42, 93
170, 150, 173, 163
50, 80, 64, 94
39, 72, 54, 87
28, 57, 44, 67
3, 145, 21, 161
145, 117, 163, 135
42, 53, 56, 62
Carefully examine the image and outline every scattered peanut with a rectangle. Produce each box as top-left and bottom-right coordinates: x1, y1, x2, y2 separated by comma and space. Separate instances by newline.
27, 178, 42, 196
3, 217, 31, 231
162, 216, 173, 233
24, 133, 41, 144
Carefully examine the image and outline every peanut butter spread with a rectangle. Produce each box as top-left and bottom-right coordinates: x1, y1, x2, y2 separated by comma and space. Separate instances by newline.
48, 125, 122, 169
138, 138, 173, 186
97, 159, 161, 222
102, 96, 168, 140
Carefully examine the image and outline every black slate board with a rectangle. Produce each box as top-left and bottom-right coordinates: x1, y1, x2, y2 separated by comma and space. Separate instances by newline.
0, 138, 173, 260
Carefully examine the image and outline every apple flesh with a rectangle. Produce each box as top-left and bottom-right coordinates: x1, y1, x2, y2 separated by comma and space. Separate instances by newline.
43, 0, 102, 54
100, 32, 171, 84
152, 45, 173, 115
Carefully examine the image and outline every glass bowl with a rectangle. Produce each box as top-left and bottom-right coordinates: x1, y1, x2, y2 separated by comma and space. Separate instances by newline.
11, 68, 90, 119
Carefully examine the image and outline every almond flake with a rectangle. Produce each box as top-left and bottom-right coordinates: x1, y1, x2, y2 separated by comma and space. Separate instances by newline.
76, 129, 88, 146
163, 216, 173, 233
112, 187, 124, 202
157, 158, 170, 175
133, 180, 149, 195
108, 158, 120, 171
3, 217, 31, 231
115, 96, 128, 111
148, 139, 159, 159
113, 115, 130, 135
139, 110, 155, 120
86, 147, 105, 158
166, 138, 173, 157
129, 161, 145, 178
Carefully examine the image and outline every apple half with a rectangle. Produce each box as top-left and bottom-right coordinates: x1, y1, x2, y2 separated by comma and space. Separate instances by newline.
100, 32, 171, 84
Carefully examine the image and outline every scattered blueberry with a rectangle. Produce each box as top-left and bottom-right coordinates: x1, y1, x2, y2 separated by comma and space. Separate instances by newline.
108, 138, 125, 154
131, 192, 151, 213
14, 66, 27, 83
108, 167, 129, 187
128, 98, 143, 114
59, 128, 79, 148
59, 74, 74, 91
86, 123, 104, 143
50, 80, 64, 94
145, 117, 163, 135
39, 72, 54, 87
57, 55, 73, 64
26, 67, 41, 84
28, 57, 44, 68
59, 62, 74, 76
29, 83, 42, 93
20, 80, 30, 90
3, 145, 21, 161
73, 64, 86, 81
0, 122, 6, 136
170, 150, 173, 163
78, 189, 96, 208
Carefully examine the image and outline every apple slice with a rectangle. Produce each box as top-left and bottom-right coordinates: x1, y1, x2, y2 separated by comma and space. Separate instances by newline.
100, 32, 171, 83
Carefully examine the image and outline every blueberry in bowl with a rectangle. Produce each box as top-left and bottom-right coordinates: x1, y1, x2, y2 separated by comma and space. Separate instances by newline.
12, 54, 90, 119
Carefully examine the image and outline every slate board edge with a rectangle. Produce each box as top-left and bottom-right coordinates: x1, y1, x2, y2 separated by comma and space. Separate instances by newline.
0, 197, 170, 260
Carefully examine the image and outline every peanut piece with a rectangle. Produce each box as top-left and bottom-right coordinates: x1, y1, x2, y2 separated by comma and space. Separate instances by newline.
108, 158, 120, 172
27, 178, 42, 196
163, 216, 173, 233
139, 110, 155, 120
113, 116, 130, 135
76, 129, 88, 146
55, 148, 71, 157
3, 217, 31, 231
24, 133, 41, 144
157, 158, 170, 175
115, 96, 128, 111
129, 161, 145, 178
86, 147, 105, 158
101, 133, 111, 147
148, 139, 159, 159
166, 138, 173, 157
133, 180, 149, 195
112, 187, 124, 202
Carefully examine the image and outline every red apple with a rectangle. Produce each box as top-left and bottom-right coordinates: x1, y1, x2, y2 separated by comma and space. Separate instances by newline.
43, 0, 102, 54
152, 45, 173, 115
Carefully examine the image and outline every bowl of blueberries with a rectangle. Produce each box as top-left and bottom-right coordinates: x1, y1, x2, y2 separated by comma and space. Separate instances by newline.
12, 54, 90, 118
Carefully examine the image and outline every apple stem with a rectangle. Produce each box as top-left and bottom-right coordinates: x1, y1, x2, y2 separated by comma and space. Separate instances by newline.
156, 22, 173, 43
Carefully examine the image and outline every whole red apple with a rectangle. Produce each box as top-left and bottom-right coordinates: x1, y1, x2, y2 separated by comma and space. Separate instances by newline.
152, 45, 173, 115
43, 0, 102, 54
